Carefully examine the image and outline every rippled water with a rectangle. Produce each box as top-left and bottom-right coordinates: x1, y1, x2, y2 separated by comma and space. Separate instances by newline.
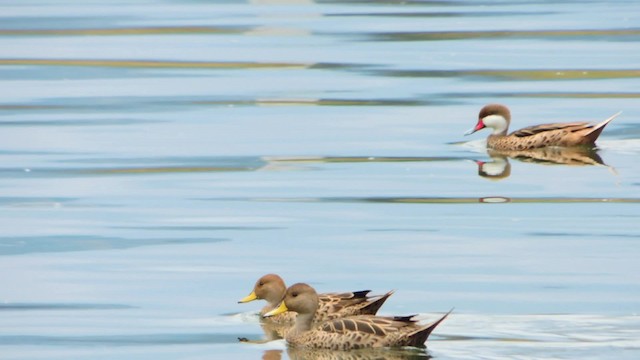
1, 0, 639, 359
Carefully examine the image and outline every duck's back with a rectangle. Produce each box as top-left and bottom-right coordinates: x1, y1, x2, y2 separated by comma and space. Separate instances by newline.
265, 290, 392, 325
490, 122, 596, 150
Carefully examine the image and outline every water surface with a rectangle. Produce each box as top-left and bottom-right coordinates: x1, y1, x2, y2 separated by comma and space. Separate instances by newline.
1, 0, 639, 359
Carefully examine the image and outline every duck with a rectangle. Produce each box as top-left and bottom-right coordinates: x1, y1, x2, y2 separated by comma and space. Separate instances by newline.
238, 274, 394, 325
464, 104, 621, 150
264, 283, 450, 350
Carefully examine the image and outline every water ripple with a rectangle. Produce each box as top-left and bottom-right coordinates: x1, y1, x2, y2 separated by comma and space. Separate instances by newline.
0, 333, 247, 346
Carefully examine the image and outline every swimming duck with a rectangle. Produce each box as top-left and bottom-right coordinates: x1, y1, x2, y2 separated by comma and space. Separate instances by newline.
264, 283, 450, 350
238, 274, 393, 324
465, 104, 621, 150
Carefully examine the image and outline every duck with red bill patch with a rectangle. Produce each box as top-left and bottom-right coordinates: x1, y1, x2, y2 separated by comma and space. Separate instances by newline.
464, 104, 621, 151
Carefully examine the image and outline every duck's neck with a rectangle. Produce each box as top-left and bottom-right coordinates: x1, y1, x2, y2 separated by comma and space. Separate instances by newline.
260, 304, 275, 316
291, 312, 314, 336
482, 114, 509, 135
262, 292, 286, 315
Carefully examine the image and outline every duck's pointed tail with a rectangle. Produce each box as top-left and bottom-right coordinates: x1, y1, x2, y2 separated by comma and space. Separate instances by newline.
585, 111, 622, 142
408, 309, 453, 347
362, 290, 395, 315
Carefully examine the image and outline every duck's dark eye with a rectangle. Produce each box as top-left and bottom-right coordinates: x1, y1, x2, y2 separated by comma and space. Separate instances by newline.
258, 282, 264, 286
291, 292, 298, 297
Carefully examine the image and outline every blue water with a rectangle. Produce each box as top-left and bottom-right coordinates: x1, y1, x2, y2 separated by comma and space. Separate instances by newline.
1, 0, 639, 359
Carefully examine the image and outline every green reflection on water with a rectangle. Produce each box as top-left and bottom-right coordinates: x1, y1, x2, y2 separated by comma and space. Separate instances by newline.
0, 235, 229, 256
0, 26, 247, 36
367, 28, 640, 41
227, 197, 640, 204
373, 69, 640, 80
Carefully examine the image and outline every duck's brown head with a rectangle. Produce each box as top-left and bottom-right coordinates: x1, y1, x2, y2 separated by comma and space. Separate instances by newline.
238, 273, 286, 305
263, 283, 319, 317
465, 104, 511, 136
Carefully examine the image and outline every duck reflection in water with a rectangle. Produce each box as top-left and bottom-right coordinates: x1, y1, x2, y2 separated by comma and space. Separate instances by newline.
259, 348, 432, 360
474, 146, 611, 180
285, 347, 432, 360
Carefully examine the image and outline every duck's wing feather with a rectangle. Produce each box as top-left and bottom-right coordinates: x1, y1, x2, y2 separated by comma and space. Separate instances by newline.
319, 291, 371, 311
318, 290, 392, 315
510, 122, 591, 138
320, 315, 418, 335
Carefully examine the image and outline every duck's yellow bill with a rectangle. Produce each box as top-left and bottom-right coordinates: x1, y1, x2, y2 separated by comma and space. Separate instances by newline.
238, 291, 258, 303
263, 301, 288, 317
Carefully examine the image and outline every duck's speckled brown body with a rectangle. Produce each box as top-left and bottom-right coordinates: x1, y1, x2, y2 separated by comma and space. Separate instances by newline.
465, 104, 620, 150
264, 283, 450, 350
239, 274, 393, 325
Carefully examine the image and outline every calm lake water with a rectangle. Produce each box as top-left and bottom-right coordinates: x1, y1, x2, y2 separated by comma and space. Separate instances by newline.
1, 0, 639, 359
